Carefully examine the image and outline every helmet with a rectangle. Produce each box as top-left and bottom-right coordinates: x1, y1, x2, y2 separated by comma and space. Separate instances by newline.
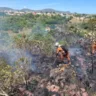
55, 42, 59, 47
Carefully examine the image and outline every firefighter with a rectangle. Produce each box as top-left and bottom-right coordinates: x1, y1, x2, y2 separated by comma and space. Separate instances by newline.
92, 41, 96, 54
54, 42, 71, 67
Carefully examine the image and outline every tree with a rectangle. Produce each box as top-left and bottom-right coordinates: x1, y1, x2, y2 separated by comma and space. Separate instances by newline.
0, 58, 12, 96
87, 17, 96, 73
0, 56, 32, 95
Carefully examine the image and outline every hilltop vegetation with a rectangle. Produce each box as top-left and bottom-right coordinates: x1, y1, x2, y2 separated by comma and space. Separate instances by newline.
0, 13, 72, 32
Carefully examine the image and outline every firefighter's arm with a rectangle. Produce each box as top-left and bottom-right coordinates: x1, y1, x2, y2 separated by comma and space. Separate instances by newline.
56, 49, 62, 57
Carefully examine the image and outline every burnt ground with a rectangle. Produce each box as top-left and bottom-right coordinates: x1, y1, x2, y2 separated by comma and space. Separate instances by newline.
23, 45, 96, 96
0, 43, 96, 96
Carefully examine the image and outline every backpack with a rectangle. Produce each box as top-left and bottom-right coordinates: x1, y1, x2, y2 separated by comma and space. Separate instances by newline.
61, 46, 68, 52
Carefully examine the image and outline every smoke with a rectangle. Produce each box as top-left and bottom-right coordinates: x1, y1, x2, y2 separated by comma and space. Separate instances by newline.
0, 22, 48, 72
69, 47, 82, 56
0, 31, 34, 71
0, 18, 52, 72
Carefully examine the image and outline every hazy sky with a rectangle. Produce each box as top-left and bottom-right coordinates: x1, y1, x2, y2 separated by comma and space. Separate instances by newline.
0, 0, 96, 14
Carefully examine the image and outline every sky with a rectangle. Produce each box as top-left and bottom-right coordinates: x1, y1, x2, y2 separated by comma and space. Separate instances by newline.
0, 0, 96, 14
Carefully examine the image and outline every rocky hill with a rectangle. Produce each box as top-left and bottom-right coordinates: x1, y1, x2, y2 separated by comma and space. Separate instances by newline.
0, 7, 72, 14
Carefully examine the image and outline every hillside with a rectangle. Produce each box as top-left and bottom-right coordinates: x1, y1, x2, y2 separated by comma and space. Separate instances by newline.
0, 9, 96, 96
0, 7, 72, 14
0, 7, 14, 11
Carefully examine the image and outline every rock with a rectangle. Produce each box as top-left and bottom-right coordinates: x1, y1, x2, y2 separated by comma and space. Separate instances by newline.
90, 83, 95, 88
80, 88, 89, 96
18, 87, 34, 96
24, 90, 34, 96
76, 63, 79, 67
76, 91, 81, 96
60, 82, 64, 88
69, 84, 77, 90
18, 87, 26, 92
47, 85, 60, 92
50, 92, 61, 96
86, 52, 91, 56
82, 92, 88, 96
80, 88, 86, 92
69, 90, 76, 96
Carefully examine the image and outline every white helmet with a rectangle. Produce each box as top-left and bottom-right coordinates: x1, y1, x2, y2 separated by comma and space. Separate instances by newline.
55, 42, 59, 47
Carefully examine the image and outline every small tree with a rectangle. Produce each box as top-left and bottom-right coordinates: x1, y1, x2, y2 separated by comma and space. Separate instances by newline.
88, 17, 96, 73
